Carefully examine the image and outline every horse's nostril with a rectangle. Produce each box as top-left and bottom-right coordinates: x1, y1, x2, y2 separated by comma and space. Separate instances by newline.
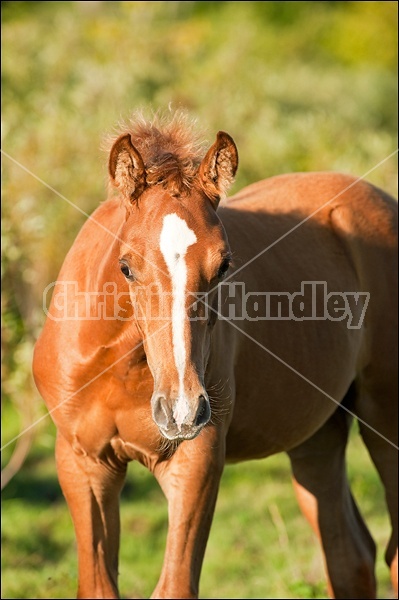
194, 395, 210, 427
152, 396, 169, 429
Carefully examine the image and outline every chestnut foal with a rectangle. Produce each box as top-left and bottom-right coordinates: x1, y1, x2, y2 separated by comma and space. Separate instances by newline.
33, 112, 398, 598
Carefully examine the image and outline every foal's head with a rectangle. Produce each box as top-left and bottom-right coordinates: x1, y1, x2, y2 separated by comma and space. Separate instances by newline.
108, 112, 238, 441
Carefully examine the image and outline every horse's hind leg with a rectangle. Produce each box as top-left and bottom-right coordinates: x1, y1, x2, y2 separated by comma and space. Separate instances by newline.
56, 432, 127, 599
288, 401, 377, 599
355, 379, 398, 596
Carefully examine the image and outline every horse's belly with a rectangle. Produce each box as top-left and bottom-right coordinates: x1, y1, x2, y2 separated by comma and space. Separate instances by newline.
225, 320, 362, 461
225, 387, 338, 462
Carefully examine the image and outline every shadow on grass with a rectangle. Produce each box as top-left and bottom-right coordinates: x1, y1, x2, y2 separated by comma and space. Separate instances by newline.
1, 456, 163, 506
3, 527, 71, 567
2, 469, 63, 504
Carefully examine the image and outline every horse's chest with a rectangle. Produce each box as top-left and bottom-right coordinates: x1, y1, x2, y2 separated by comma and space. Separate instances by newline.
71, 381, 162, 462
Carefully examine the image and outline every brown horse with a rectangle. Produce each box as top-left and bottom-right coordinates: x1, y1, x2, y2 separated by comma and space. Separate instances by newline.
33, 111, 398, 599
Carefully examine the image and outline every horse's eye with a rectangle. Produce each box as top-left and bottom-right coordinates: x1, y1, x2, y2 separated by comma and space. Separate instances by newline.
217, 258, 231, 280
119, 262, 134, 281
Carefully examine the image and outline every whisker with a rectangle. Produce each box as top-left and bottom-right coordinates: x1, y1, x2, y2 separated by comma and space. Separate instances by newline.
156, 434, 181, 459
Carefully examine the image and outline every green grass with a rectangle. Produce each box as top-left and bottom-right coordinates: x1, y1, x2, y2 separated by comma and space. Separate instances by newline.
1, 426, 394, 599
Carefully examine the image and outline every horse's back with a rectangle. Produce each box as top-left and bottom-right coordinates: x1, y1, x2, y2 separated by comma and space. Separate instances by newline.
223, 170, 397, 304
225, 171, 397, 234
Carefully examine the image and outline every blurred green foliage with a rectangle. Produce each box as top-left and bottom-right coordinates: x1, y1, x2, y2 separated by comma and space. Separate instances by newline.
1, 1, 398, 597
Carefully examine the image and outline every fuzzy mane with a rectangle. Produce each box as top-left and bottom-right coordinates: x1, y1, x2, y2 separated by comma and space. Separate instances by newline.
105, 109, 208, 196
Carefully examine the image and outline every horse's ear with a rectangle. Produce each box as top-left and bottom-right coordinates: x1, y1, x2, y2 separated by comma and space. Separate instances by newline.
108, 134, 147, 204
198, 131, 238, 208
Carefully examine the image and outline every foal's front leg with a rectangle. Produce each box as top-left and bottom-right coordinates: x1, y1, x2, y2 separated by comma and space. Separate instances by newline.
151, 427, 225, 599
56, 432, 127, 599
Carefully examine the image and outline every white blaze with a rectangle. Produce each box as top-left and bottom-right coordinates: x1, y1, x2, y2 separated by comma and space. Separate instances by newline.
159, 213, 197, 428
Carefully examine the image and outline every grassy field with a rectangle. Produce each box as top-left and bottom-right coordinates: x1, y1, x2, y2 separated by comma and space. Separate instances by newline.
2, 2, 397, 598
1, 423, 395, 599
